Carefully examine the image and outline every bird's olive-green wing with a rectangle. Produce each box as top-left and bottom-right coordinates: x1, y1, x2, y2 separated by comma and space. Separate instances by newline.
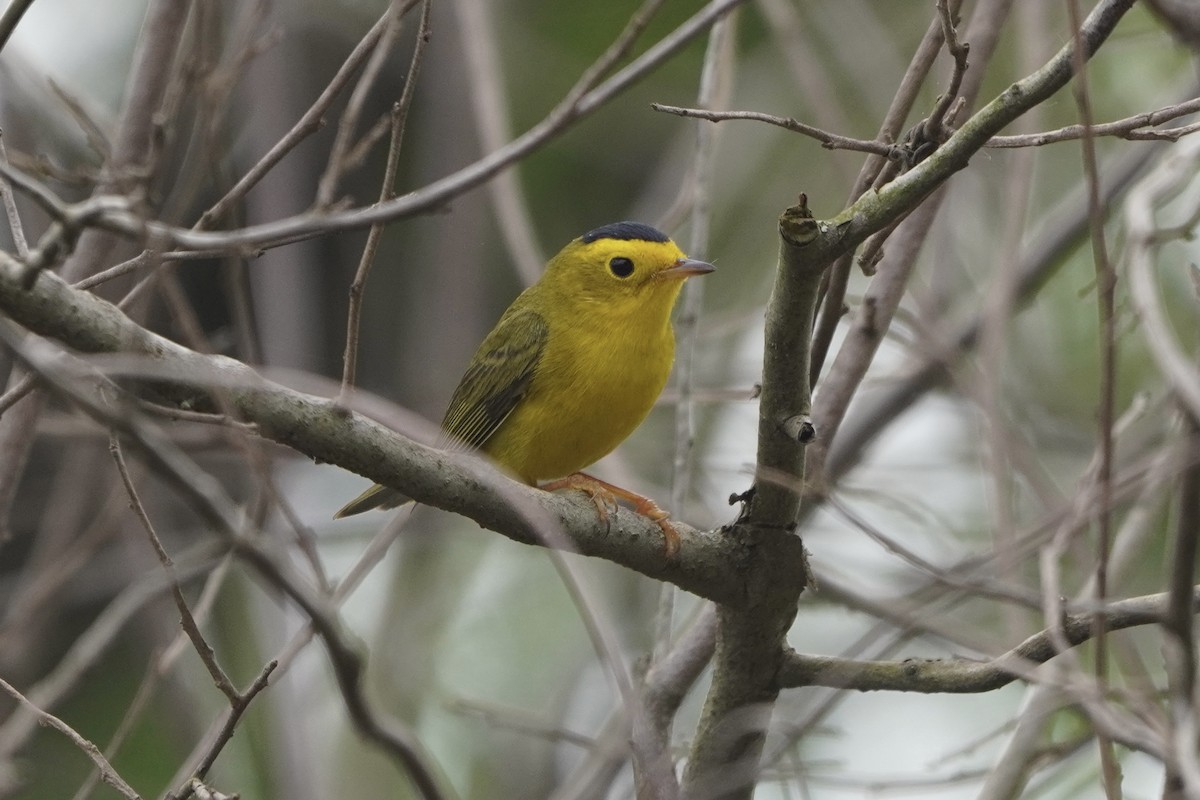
440, 309, 548, 452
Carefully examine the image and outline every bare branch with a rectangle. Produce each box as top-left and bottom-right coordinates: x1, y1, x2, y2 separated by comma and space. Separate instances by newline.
0, 0, 36, 55
780, 588, 1200, 693
988, 96, 1200, 147
109, 435, 241, 703
0, 253, 751, 605
2, 331, 453, 800
196, 9, 394, 229
314, 0, 420, 208
338, 0, 433, 402
0, 0, 750, 256
649, 105, 897, 157
0, 676, 141, 800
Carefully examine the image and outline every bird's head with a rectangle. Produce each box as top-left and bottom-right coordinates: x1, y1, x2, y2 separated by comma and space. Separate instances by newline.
544, 221, 715, 312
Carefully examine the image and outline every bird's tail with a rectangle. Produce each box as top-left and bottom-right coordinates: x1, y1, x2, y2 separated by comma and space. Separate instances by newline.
333, 483, 410, 518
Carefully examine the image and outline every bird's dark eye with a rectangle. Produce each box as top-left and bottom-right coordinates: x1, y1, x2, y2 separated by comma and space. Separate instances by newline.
609, 257, 634, 278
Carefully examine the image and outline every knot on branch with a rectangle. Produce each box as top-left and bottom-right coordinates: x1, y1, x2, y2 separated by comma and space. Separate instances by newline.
778, 414, 816, 443
778, 193, 818, 247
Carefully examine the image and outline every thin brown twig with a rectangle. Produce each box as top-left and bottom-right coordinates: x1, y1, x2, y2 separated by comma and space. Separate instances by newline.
444, 697, 597, 749
73, 248, 246, 293
47, 78, 113, 163
174, 660, 278, 799
69, 653, 162, 800
780, 588, 1200, 693
988, 96, 1200, 147
0, 131, 29, 258
315, 0, 419, 208
166, 514, 407, 795
196, 9, 395, 229
109, 434, 241, 702
1063, 0, 1120, 793
0, 0, 749, 257
649, 105, 897, 157
928, 0, 970, 144
338, 0, 433, 402
0, 324, 452, 800
0, 371, 35, 417
1164, 409, 1200, 796
451, 0, 545, 284
637, 13, 735, 795
0, 676, 142, 800
809, 0, 965, 385
1126, 137, 1200, 797
341, 111, 395, 171
0, 542, 226, 763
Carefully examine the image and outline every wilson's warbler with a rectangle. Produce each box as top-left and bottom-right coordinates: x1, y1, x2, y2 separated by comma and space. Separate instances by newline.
335, 221, 714, 557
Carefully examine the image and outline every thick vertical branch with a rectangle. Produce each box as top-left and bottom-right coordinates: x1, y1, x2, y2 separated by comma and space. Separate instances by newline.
745, 200, 822, 525
680, 201, 821, 799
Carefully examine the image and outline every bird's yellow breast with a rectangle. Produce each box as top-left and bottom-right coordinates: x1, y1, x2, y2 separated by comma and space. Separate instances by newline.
482, 291, 677, 484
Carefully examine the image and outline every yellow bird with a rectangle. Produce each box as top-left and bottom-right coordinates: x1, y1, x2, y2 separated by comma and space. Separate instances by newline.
335, 221, 714, 558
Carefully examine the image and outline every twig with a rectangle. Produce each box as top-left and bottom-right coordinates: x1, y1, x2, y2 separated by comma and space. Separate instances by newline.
164, 519, 400, 795
649, 105, 896, 157
0, 0, 35, 55
988, 96, 1200, 147
0, 540, 225, 757
0, 371, 35, 418
109, 435, 241, 702
1127, 134, 1200, 799
1062, 0, 1120, 793
637, 13, 735, 794
314, 0, 419, 208
780, 588, 1200, 693
178, 660, 278, 797
451, 0, 546, 284
0, 131, 29, 258
4, 0, 750, 256
1127, 141, 1200, 422
553, 607, 718, 800
809, 0, 965, 384
825, 143, 1157, 483
338, 0, 433, 402
47, 77, 113, 162
196, 9, 395, 229
445, 697, 597, 749
927, 0, 970, 145
0, 676, 142, 800
1164, 407, 1200, 796
0, 326, 451, 800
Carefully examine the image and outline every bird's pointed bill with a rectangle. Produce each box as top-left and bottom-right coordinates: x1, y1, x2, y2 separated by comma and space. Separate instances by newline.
660, 258, 716, 279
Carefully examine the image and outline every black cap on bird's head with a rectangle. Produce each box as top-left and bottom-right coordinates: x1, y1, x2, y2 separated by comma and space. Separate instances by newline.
580, 221, 670, 245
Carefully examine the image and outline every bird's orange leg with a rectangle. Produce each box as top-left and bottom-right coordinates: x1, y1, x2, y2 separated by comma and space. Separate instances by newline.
541, 472, 681, 559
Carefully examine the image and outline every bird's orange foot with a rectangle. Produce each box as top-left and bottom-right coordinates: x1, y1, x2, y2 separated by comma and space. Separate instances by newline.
542, 472, 681, 559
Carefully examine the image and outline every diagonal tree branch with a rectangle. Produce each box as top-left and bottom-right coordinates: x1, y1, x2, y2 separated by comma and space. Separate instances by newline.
0, 252, 751, 607
780, 588, 1200, 693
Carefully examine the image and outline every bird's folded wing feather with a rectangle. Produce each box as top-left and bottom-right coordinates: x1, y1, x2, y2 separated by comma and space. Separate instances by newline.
439, 309, 548, 452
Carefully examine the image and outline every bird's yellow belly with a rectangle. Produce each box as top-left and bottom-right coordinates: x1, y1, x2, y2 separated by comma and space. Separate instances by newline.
483, 328, 673, 483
